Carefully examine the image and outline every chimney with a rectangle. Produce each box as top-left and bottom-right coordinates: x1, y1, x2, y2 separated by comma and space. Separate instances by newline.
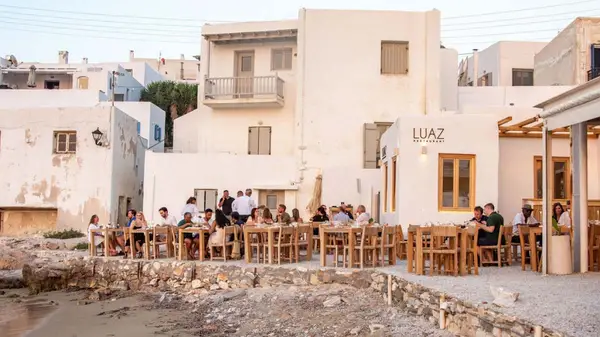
82, 57, 88, 64
180, 54, 185, 60
472, 49, 479, 87
129, 50, 135, 61
58, 50, 69, 64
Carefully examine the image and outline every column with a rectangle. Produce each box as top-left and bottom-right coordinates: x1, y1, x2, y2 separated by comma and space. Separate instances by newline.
571, 122, 589, 273
541, 126, 552, 275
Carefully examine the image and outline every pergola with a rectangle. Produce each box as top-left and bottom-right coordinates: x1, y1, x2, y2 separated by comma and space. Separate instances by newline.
535, 76, 600, 274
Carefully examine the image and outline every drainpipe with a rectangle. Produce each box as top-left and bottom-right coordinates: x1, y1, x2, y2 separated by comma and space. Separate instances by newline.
298, 8, 308, 184
472, 49, 479, 87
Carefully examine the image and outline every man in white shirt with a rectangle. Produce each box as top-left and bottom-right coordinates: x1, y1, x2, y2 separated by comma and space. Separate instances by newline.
246, 188, 257, 211
232, 189, 254, 222
158, 207, 178, 226
512, 204, 539, 243
355, 205, 371, 225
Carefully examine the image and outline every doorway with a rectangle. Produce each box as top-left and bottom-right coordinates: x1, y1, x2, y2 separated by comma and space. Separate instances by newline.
234, 51, 254, 98
44, 80, 60, 89
258, 190, 285, 214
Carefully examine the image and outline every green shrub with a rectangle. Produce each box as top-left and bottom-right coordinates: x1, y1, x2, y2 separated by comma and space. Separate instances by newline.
43, 229, 85, 240
74, 242, 89, 250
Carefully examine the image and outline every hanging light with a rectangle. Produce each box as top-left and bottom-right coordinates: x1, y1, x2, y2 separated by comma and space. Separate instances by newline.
91, 128, 103, 146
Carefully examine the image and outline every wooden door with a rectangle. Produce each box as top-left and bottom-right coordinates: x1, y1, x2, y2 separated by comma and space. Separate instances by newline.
234, 51, 254, 98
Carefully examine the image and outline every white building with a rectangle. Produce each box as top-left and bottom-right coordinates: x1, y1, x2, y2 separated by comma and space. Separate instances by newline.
129, 50, 201, 82
458, 41, 547, 87
534, 17, 600, 86
0, 106, 143, 235
144, 8, 448, 220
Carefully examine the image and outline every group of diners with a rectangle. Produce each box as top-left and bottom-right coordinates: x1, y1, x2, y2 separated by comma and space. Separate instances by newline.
469, 201, 571, 262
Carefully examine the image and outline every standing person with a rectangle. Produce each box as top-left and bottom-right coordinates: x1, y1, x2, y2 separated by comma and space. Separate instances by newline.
246, 189, 257, 210
233, 190, 253, 223
158, 207, 178, 226
181, 197, 200, 220
277, 204, 291, 225
218, 190, 235, 218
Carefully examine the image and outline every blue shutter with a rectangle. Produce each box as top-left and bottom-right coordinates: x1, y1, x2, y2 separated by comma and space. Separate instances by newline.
154, 125, 161, 141
136, 122, 141, 135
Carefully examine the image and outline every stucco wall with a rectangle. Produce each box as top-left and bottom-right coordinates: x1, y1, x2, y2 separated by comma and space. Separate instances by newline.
380, 114, 499, 226
534, 22, 578, 86
0, 90, 106, 108
113, 102, 166, 152
498, 137, 600, 217
0, 106, 114, 232
458, 86, 574, 109
2, 72, 74, 90
143, 152, 297, 222
440, 48, 458, 111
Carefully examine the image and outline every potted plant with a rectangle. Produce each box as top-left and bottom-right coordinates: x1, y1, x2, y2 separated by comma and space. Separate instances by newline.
548, 218, 572, 275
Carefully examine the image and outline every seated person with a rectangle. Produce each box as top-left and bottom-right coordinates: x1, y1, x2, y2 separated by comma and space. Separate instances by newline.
208, 209, 231, 254
88, 215, 117, 256
310, 206, 329, 236
478, 203, 505, 247
178, 212, 198, 260
512, 204, 539, 244
470, 206, 488, 240
553, 202, 571, 228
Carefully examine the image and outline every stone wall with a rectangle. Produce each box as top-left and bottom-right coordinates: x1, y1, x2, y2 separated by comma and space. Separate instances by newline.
22, 258, 567, 337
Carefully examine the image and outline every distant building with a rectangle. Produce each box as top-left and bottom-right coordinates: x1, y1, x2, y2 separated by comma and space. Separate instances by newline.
534, 17, 600, 86
129, 50, 200, 82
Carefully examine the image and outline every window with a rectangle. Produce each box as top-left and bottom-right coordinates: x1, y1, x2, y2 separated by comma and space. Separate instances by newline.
512, 68, 533, 86
248, 126, 271, 155
77, 76, 89, 89
438, 154, 475, 211
383, 162, 388, 212
53, 131, 77, 154
364, 122, 392, 168
271, 48, 293, 70
391, 157, 397, 212
534, 156, 571, 200
113, 94, 125, 101
125, 69, 133, 75
381, 41, 409, 75
194, 189, 218, 212
266, 195, 278, 210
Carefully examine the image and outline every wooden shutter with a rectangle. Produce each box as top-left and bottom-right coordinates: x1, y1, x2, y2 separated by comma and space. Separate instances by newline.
283, 49, 292, 69
67, 133, 77, 152
258, 127, 271, 155
77, 76, 89, 89
381, 41, 409, 75
248, 127, 259, 154
364, 123, 379, 168
56, 133, 67, 153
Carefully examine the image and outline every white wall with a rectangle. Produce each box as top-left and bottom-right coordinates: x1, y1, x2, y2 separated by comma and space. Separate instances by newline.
458, 86, 574, 109
113, 102, 166, 152
143, 152, 297, 222
380, 114, 499, 226
440, 48, 458, 111
0, 90, 106, 108
117, 62, 166, 86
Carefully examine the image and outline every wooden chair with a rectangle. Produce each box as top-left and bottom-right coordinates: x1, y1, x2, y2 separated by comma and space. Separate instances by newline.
465, 225, 480, 275
343, 226, 380, 269
380, 225, 397, 266
311, 222, 323, 252
478, 226, 511, 268
396, 225, 407, 260
248, 231, 266, 263
588, 224, 600, 271
152, 226, 171, 259
518, 226, 541, 271
209, 226, 236, 262
295, 225, 311, 262
501, 226, 513, 266
170, 227, 181, 259
429, 226, 459, 276
324, 228, 345, 267
416, 226, 433, 275
272, 226, 295, 264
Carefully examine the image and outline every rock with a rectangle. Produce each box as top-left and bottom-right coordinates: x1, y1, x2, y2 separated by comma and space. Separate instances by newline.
222, 289, 246, 301
191, 280, 203, 289
490, 286, 519, 308
310, 274, 320, 285
149, 278, 158, 287
110, 281, 128, 291
218, 281, 229, 290
369, 324, 386, 337
323, 296, 342, 308
45, 242, 62, 250
210, 284, 220, 291
350, 327, 361, 335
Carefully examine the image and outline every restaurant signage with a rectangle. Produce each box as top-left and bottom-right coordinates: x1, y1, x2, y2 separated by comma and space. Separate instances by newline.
412, 128, 445, 143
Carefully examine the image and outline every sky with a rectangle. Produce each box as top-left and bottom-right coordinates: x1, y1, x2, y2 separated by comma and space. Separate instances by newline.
0, 0, 598, 63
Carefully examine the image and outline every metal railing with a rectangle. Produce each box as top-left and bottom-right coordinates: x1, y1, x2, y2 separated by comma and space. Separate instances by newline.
204, 75, 284, 100
588, 67, 600, 81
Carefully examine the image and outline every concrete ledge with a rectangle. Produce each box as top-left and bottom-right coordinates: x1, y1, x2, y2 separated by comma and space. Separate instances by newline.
22, 258, 567, 337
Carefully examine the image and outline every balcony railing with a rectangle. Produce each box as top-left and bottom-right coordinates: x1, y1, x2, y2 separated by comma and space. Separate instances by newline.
203, 75, 284, 108
588, 67, 600, 81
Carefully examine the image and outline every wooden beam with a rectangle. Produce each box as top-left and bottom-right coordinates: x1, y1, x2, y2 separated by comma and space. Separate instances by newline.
497, 116, 513, 126
498, 132, 598, 139
513, 117, 538, 128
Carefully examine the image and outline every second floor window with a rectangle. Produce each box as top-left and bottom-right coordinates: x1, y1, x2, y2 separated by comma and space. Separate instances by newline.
54, 131, 77, 154
248, 126, 271, 155
512, 68, 533, 86
381, 41, 409, 75
271, 48, 293, 71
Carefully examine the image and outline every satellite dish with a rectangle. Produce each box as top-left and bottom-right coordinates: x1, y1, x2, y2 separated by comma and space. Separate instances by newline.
6, 55, 18, 68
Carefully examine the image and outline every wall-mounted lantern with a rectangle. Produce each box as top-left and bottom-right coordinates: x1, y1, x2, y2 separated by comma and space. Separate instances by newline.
92, 128, 104, 146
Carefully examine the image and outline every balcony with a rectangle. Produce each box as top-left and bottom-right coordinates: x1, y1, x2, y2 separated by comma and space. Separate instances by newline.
203, 76, 284, 109
588, 67, 600, 81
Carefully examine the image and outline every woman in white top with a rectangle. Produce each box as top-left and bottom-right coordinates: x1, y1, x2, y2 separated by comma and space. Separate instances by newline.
208, 209, 231, 249
181, 197, 200, 220
87, 215, 117, 256
553, 202, 571, 228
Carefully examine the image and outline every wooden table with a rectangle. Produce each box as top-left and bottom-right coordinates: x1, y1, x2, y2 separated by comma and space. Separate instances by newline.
319, 226, 362, 267
178, 227, 209, 261
244, 226, 280, 264
89, 228, 125, 257
408, 226, 473, 276
529, 226, 542, 272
